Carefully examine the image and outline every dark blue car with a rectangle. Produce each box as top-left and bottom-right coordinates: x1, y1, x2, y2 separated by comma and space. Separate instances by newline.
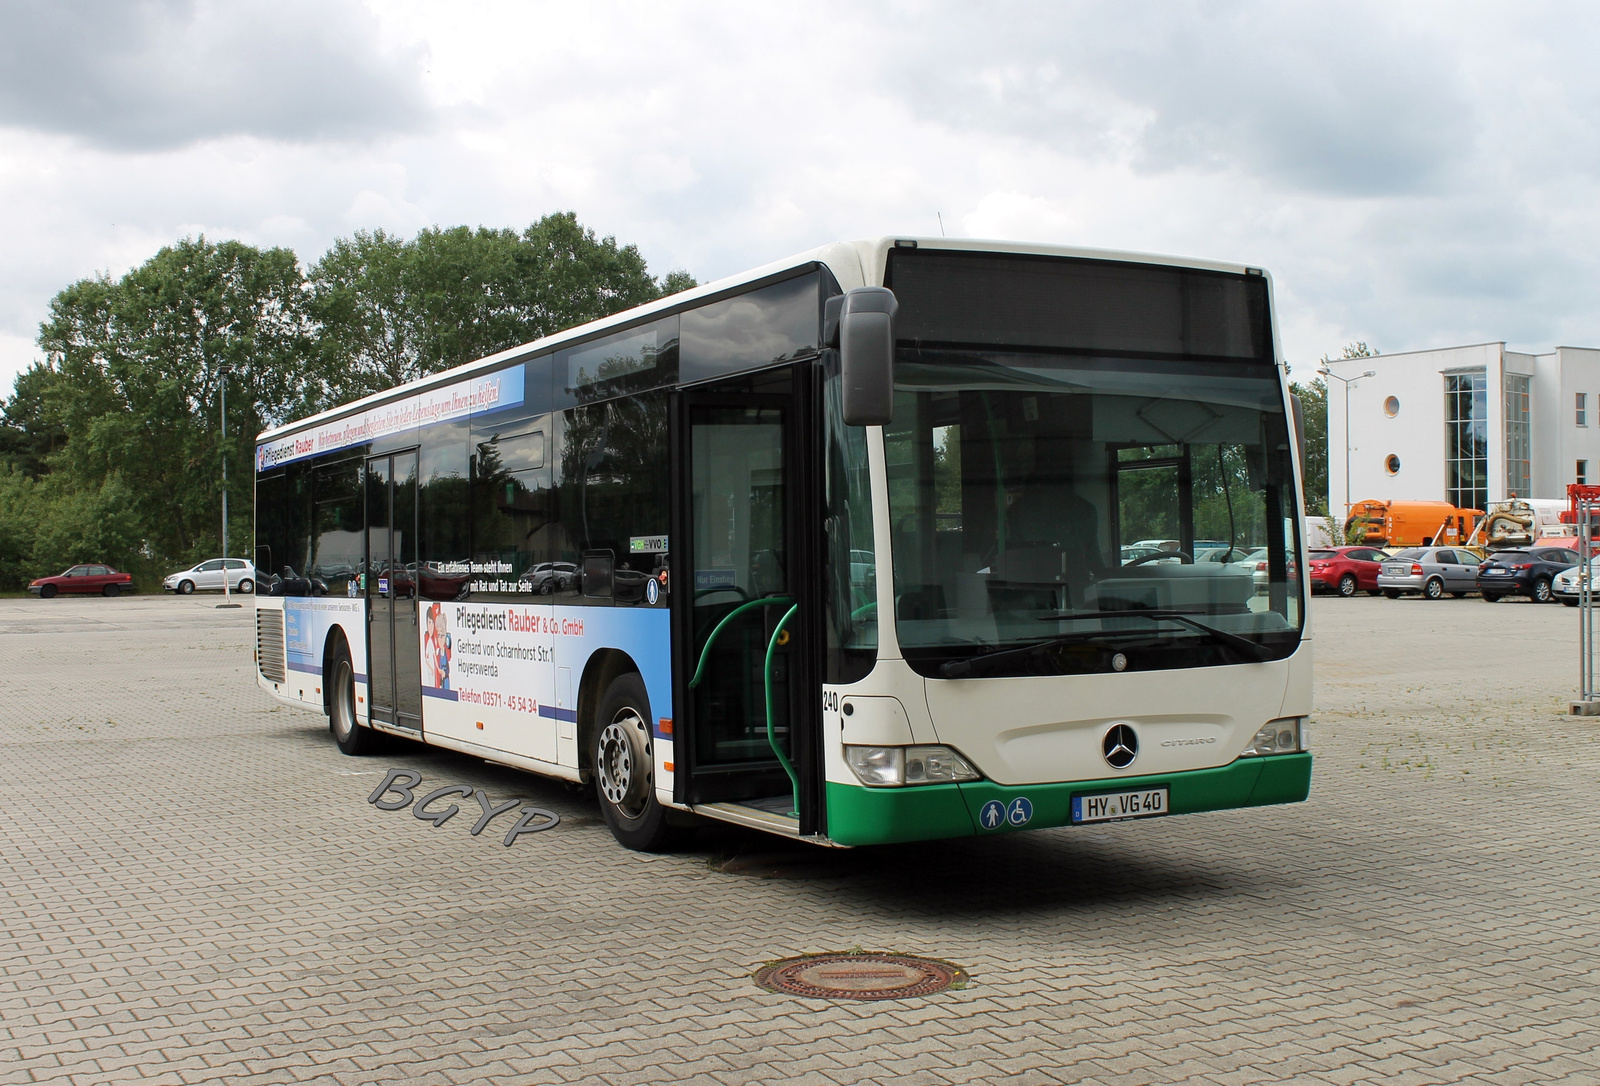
1476, 547, 1578, 602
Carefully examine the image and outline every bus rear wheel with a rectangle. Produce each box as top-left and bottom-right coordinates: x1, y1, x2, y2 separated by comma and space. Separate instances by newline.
328, 639, 377, 756
593, 673, 682, 852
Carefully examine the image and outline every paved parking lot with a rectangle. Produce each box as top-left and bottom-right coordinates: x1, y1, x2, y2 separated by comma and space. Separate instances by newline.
2, 593, 1598, 1086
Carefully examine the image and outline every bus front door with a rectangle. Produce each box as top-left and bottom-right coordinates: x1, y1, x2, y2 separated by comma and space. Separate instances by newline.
365, 450, 423, 731
674, 375, 823, 835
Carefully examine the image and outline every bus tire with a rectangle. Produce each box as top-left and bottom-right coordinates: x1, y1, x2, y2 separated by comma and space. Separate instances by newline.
593, 672, 682, 852
327, 638, 377, 756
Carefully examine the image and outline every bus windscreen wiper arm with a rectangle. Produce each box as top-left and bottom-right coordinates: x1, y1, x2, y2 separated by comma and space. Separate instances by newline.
939, 609, 1269, 678
1122, 609, 1271, 661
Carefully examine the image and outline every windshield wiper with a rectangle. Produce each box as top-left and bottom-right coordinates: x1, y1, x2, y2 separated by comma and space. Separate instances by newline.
1113, 609, 1272, 662
938, 608, 1269, 678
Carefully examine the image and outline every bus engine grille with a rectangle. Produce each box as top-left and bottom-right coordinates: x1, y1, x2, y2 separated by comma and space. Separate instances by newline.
256, 609, 286, 683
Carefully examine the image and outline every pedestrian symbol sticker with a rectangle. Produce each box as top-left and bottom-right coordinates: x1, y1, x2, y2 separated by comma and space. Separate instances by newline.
645, 578, 660, 605
1007, 797, 1033, 826
979, 800, 1006, 830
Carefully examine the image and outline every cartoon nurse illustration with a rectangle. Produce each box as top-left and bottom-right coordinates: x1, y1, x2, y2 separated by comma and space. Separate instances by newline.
424, 603, 451, 690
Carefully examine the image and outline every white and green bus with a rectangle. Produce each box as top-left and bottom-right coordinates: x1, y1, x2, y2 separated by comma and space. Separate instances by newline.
252, 237, 1311, 850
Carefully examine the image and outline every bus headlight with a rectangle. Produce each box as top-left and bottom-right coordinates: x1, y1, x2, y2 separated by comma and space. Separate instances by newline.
845, 745, 981, 786
1243, 717, 1309, 756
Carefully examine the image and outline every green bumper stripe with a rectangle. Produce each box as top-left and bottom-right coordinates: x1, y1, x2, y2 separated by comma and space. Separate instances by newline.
826, 754, 1311, 847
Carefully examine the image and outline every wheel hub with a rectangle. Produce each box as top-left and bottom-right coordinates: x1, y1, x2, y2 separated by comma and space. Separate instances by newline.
597, 712, 650, 815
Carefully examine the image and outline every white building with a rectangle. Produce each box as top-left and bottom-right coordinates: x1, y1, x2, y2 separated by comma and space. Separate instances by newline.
1323, 342, 1600, 517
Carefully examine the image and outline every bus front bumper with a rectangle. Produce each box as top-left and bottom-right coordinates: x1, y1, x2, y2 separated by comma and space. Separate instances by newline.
824, 753, 1312, 847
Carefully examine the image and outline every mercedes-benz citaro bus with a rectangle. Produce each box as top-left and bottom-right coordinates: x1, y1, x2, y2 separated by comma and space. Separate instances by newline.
252, 238, 1312, 851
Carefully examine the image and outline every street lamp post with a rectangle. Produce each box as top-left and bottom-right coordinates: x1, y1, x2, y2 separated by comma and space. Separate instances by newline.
1317, 365, 1377, 521
218, 364, 240, 610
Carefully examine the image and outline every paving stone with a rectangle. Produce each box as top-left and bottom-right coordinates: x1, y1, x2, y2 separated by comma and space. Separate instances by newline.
2, 595, 1599, 1084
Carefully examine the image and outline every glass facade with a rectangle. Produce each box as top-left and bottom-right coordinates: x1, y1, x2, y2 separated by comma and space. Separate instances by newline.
1445, 370, 1488, 511
1505, 374, 1531, 499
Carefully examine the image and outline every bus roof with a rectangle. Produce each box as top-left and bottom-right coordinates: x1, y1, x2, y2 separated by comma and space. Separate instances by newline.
257, 236, 1262, 443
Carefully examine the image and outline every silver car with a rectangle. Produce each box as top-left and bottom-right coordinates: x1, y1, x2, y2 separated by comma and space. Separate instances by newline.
164, 558, 257, 595
1553, 556, 1600, 606
1376, 547, 1479, 599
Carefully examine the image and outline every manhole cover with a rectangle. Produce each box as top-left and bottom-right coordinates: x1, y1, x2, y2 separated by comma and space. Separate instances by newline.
753, 952, 968, 1001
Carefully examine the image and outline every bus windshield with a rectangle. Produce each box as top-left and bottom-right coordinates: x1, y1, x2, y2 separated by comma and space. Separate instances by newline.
885, 349, 1301, 677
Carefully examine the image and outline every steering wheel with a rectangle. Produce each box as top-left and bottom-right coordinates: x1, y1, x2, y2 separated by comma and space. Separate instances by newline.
1125, 550, 1193, 567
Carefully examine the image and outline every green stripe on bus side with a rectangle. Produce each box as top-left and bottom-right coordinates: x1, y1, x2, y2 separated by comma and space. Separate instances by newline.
824, 754, 1312, 846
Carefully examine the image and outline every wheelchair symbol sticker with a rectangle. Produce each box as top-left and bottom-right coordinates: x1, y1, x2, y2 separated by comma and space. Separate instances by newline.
979, 800, 1006, 830
1007, 797, 1033, 826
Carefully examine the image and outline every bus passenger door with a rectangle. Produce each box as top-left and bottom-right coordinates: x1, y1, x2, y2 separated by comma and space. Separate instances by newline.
366, 450, 423, 731
673, 375, 823, 835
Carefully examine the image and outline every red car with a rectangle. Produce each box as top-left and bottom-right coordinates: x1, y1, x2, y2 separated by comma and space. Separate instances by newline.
29, 564, 135, 598
1306, 546, 1386, 597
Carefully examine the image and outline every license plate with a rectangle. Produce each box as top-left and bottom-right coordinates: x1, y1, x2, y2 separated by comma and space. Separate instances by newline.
1071, 787, 1169, 824
1382, 565, 1404, 575
1484, 569, 1508, 576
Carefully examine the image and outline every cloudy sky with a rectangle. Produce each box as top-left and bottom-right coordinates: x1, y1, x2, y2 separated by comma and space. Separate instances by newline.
0, 0, 1596, 390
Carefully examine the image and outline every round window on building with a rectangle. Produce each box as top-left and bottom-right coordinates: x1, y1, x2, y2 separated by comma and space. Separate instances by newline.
1385, 453, 1401, 475
1384, 395, 1400, 417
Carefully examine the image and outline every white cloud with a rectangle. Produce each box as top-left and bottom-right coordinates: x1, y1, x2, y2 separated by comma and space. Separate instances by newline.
2, 0, 1600, 387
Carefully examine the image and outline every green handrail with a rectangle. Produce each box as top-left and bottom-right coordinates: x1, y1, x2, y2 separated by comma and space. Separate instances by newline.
764, 603, 801, 812
688, 595, 793, 689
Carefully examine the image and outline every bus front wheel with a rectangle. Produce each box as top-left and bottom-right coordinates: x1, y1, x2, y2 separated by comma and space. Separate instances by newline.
593, 673, 682, 852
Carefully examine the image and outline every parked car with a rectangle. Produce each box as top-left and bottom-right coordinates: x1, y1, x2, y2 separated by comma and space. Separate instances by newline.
1306, 546, 1387, 597
29, 564, 135, 598
1377, 547, 1482, 599
1476, 547, 1579, 602
1552, 556, 1600, 606
164, 558, 257, 595
527, 562, 579, 594
1249, 550, 1296, 595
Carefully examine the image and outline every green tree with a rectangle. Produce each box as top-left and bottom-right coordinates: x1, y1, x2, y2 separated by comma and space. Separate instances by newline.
31, 236, 315, 570
309, 213, 694, 404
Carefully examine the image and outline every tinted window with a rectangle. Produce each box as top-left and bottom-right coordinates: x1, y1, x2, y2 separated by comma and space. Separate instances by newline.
1494, 550, 1531, 562
419, 417, 471, 600
311, 458, 363, 595
555, 390, 670, 607
680, 272, 821, 385
1309, 550, 1338, 559
557, 316, 677, 407
472, 416, 556, 599
1433, 551, 1456, 564
1391, 548, 1426, 559
255, 471, 286, 579
1539, 549, 1576, 564
886, 249, 1271, 361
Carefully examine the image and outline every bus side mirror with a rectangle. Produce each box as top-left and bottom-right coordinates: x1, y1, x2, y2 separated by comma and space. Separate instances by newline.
840, 287, 897, 426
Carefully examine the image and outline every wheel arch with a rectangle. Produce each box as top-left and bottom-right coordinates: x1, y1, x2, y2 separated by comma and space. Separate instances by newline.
577, 648, 644, 781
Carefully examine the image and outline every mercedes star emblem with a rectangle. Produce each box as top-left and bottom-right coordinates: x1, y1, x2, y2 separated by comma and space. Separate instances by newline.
1103, 723, 1138, 769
